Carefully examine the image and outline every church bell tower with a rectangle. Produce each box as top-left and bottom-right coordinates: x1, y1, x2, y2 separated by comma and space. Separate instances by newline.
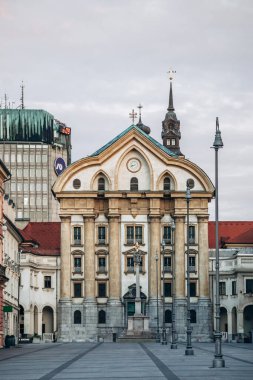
161, 70, 183, 156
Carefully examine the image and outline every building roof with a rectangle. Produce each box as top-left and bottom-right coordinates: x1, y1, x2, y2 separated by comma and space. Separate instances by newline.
208, 221, 253, 248
90, 124, 178, 158
19, 222, 60, 256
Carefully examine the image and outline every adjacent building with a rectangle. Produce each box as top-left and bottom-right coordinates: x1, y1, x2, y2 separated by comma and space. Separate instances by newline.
18, 222, 60, 341
53, 82, 215, 342
0, 109, 71, 226
2, 196, 23, 343
209, 222, 253, 342
0, 159, 11, 348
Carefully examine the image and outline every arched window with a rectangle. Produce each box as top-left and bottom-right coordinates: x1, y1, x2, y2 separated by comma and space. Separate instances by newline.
74, 310, 81, 324
165, 309, 172, 323
130, 177, 138, 191
163, 177, 171, 191
98, 177, 105, 191
98, 310, 106, 324
190, 310, 196, 323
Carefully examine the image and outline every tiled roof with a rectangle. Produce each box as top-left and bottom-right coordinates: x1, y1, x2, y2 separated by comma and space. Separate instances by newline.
208, 222, 253, 248
90, 125, 178, 158
19, 222, 60, 256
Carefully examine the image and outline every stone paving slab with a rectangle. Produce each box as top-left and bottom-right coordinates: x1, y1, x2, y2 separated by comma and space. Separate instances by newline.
0, 342, 253, 380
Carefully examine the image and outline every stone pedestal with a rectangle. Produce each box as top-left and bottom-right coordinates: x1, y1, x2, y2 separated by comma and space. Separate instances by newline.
127, 315, 150, 333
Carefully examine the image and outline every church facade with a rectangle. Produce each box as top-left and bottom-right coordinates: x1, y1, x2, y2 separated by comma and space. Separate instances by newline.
53, 83, 214, 342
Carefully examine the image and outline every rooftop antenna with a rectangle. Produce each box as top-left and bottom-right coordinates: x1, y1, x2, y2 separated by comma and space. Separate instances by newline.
20, 81, 25, 109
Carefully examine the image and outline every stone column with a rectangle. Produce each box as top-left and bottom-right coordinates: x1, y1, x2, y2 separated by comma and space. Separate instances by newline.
57, 216, 72, 342
24, 310, 30, 335
174, 215, 186, 339
149, 216, 161, 326
198, 216, 209, 298
108, 215, 122, 328
174, 216, 185, 298
60, 216, 71, 299
197, 215, 212, 341
83, 215, 97, 340
38, 311, 43, 336
227, 309, 232, 342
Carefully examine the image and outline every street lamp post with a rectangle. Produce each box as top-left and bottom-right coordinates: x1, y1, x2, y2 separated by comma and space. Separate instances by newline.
155, 252, 160, 342
171, 220, 177, 349
185, 182, 194, 355
161, 240, 167, 345
212, 117, 225, 368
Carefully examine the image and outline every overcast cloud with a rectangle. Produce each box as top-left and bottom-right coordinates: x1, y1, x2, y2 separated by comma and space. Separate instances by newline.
0, 0, 252, 220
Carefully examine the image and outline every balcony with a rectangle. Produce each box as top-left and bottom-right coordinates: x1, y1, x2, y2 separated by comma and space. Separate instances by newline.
73, 239, 81, 246
74, 266, 82, 273
98, 239, 106, 245
164, 266, 172, 273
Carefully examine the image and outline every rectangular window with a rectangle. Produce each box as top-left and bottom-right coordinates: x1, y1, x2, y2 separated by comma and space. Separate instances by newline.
190, 282, 197, 297
98, 257, 106, 272
171, 139, 176, 145
42, 155, 47, 163
74, 283, 82, 297
98, 283, 106, 297
126, 226, 134, 244
74, 257, 82, 272
126, 226, 143, 244
36, 182, 41, 192
163, 226, 171, 244
44, 276, 51, 289
163, 256, 172, 272
189, 256, 196, 272
189, 226, 195, 244
98, 226, 106, 244
30, 182, 35, 191
219, 281, 226, 296
127, 257, 134, 272
232, 280, 237, 295
164, 282, 172, 297
73, 226, 81, 245
36, 169, 41, 177
246, 279, 253, 294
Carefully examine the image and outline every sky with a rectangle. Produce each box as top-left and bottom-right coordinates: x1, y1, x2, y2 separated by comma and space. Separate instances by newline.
0, 0, 252, 221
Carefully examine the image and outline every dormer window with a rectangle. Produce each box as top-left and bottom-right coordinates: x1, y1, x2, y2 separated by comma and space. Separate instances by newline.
98, 177, 105, 191
130, 177, 138, 191
163, 177, 171, 191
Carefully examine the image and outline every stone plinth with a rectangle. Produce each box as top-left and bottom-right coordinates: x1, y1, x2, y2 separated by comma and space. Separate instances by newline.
127, 315, 150, 333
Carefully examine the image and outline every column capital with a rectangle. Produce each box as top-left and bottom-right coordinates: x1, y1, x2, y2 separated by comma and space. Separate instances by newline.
149, 215, 161, 223
197, 215, 209, 223
173, 215, 185, 223
59, 215, 71, 223
107, 214, 121, 221
83, 215, 96, 223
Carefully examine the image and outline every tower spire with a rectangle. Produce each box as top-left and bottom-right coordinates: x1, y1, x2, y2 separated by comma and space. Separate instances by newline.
161, 68, 183, 156
167, 68, 175, 111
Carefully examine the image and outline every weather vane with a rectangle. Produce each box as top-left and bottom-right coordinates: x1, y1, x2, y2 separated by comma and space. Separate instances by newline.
129, 109, 137, 124
167, 68, 176, 81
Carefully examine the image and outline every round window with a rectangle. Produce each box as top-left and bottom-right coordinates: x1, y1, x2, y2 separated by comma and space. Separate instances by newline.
73, 179, 81, 189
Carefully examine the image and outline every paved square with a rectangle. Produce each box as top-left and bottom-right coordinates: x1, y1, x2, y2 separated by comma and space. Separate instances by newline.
0, 342, 252, 379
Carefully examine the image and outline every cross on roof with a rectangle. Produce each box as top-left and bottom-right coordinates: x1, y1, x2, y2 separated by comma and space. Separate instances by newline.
129, 109, 137, 124
167, 68, 176, 81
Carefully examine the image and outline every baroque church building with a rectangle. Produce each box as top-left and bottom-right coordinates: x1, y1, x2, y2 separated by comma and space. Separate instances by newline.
53, 82, 215, 342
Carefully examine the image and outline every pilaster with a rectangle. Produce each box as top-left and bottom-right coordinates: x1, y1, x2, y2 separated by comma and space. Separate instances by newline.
60, 216, 71, 299
174, 216, 185, 298
198, 215, 210, 298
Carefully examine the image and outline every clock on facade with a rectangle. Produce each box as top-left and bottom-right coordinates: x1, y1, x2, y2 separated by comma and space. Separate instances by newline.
127, 158, 141, 172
